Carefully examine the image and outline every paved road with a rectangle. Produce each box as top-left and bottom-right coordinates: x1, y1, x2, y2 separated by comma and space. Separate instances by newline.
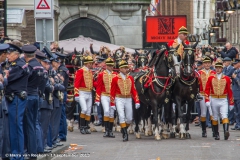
52, 123, 240, 160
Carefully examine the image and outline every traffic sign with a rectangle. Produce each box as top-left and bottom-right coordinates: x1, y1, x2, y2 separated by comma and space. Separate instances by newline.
34, 0, 53, 19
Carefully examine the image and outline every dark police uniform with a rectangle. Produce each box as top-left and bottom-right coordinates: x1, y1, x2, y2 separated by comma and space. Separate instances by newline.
56, 52, 69, 141
222, 57, 235, 125
49, 54, 65, 147
35, 51, 52, 153
0, 44, 10, 159
22, 45, 44, 158
231, 60, 240, 130
5, 44, 29, 160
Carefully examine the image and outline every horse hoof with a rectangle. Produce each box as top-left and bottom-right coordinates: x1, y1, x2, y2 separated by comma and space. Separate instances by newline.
175, 133, 179, 138
155, 135, 161, 140
179, 133, 186, 139
162, 132, 169, 139
129, 129, 134, 134
148, 130, 153, 136
170, 132, 175, 138
68, 126, 74, 132
136, 133, 141, 139
140, 128, 144, 133
90, 127, 97, 132
102, 128, 105, 133
186, 133, 191, 139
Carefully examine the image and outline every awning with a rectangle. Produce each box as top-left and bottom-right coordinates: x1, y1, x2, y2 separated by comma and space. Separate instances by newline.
58, 35, 135, 54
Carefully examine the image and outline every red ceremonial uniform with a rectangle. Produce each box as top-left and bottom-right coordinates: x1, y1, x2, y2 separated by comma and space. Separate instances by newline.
205, 75, 234, 105
95, 70, 117, 102
110, 74, 139, 106
74, 66, 93, 96
168, 38, 190, 58
198, 69, 216, 94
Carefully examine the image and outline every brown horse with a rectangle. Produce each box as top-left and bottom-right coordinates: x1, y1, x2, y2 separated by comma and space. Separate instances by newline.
134, 45, 176, 140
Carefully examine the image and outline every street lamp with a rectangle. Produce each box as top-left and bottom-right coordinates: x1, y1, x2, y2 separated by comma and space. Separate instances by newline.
209, 18, 221, 29
222, 0, 235, 13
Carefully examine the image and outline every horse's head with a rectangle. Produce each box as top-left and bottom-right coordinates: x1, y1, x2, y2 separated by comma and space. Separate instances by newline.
165, 44, 181, 75
135, 49, 150, 68
114, 49, 125, 69
71, 47, 84, 67
181, 41, 198, 76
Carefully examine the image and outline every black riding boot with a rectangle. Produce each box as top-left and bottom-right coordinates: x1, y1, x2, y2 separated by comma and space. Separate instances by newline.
84, 120, 91, 134
122, 127, 128, 142
201, 121, 207, 137
80, 118, 86, 134
108, 122, 115, 138
213, 125, 220, 140
211, 121, 216, 137
223, 123, 230, 140
103, 121, 109, 137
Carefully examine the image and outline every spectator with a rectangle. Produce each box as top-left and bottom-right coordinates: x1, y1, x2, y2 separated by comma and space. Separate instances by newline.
218, 42, 238, 60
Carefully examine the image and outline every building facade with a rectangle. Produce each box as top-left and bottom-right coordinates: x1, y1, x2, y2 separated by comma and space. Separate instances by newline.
7, 0, 151, 49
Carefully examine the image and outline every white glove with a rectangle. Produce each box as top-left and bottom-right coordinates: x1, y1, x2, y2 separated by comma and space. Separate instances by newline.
111, 106, 116, 111
135, 103, 140, 109
95, 102, 100, 106
205, 102, 210, 108
229, 105, 234, 111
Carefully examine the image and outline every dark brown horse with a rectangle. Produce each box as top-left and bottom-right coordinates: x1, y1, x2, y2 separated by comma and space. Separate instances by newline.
170, 41, 199, 139
134, 46, 176, 140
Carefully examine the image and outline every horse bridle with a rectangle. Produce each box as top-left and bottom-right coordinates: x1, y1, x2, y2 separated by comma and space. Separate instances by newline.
181, 48, 195, 76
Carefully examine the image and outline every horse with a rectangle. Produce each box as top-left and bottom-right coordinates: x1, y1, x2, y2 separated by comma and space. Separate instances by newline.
134, 45, 176, 140
170, 41, 199, 139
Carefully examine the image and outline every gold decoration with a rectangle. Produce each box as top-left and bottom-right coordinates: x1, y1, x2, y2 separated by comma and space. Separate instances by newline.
188, 50, 192, 55
165, 98, 169, 103
83, 67, 93, 90
190, 94, 194, 99
103, 71, 113, 93
117, 75, 132, 96
212, 76, 226, 95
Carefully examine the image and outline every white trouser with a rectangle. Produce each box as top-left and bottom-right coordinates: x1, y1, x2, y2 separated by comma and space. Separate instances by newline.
211, 97, 228, 121
116, 97, 133, 124
101, 95, 114, 118
200, 94, 213, 118
79, 91, 92, 116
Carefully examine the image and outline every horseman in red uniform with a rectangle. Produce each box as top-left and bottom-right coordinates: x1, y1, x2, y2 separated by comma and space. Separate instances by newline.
95, 57, 117, 138
168, 26, 190, 59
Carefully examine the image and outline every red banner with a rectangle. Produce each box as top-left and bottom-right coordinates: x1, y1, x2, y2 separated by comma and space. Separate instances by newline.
146, 16, 187, 43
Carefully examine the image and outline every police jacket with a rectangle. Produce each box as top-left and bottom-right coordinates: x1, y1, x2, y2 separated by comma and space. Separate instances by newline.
42, 79, 54, 110
232, 68, 240, 100
57, 64, 69, 92
53, 78, 65, 108
223, 65, 234, 77
5, 58, 29, 95
27, 58, 44, 95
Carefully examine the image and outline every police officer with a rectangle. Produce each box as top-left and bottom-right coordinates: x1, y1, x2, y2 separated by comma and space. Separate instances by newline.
231, 59, 240, 130
35, 50, 53, 153
0, 43, 10, 159
21, 45, 44, 158
5, 44, 29, 160
49, 53, 65, 147
55, 52, 69, 142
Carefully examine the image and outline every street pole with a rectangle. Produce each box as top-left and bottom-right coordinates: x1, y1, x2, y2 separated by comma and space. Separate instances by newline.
4, 0, 7, 37
208, 31, 211, 45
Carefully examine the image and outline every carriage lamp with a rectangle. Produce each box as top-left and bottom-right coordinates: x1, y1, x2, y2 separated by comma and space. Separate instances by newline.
209, 18, 221, 29
222, 0, 236, 13
216, 11, 230, 22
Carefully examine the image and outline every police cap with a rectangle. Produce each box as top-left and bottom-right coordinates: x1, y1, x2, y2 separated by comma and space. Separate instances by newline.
223, 57, 232, 62
21, 45, 37, 54
8, 43, 22, 53
50, 53, 60, 63
0, 43, 9, 53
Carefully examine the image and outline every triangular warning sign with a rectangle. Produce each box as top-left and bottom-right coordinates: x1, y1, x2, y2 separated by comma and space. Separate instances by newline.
37, 0, 50, 9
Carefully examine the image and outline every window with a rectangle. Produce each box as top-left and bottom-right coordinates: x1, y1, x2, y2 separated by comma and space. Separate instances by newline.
203, 1, 206, 19
196, 28, 200, 34
197, 1, 200, 18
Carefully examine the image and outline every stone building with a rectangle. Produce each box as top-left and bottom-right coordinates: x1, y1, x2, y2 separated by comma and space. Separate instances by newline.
7, 0, 151, 49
